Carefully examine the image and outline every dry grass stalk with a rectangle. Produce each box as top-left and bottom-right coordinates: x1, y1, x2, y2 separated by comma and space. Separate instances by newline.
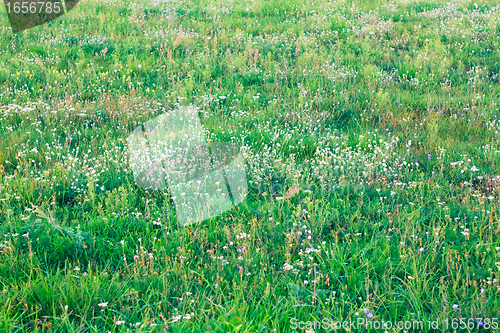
285, 186, 299, 199
173, 27, 183, 48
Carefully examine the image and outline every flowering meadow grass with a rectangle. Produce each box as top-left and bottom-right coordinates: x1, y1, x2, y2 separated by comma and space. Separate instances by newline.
0, 0, 500, 331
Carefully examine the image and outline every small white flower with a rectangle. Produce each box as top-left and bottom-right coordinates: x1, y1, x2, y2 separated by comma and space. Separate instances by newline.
98, 302, 108, 307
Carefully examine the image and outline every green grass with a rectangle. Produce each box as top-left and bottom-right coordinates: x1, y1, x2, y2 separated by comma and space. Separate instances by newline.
0, 0, 500, 331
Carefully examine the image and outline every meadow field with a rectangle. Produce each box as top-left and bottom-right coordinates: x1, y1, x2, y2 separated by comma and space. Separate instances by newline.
0, 0, 500, 331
